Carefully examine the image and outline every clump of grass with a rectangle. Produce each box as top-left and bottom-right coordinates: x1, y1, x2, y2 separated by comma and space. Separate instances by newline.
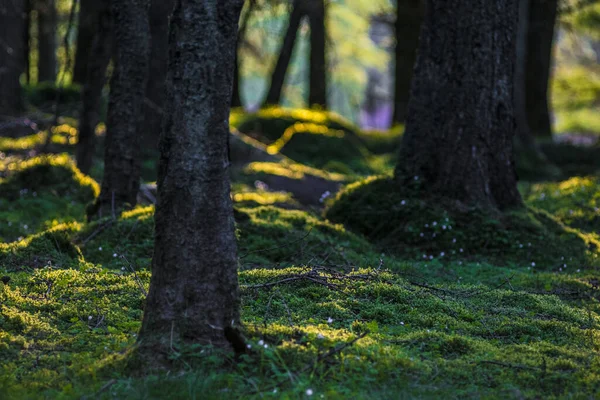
325, 176, 600, 270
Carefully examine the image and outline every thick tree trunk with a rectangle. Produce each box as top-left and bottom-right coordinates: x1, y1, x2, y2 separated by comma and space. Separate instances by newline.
263, 0, 304, 106
76, 2, 112, 174
395, 0, 523, 211
307, 0, 326, 108
92, 0, 150, 217
140, 0, 174, 149
36, 0, 57, 83
526, 0, 557, 138
0, 0, 26, 115
392, 0, 423, 124
138, 0, 244, 361
73, 0, 99, 85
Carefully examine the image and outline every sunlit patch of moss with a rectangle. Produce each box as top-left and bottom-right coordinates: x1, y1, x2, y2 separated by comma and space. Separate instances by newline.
523, 176, 600, 236
0, 223, 82, 271
243, 161, 348, 182
0, 154, 99, 201
233, 190, 299, 208
325, 176, 600, 270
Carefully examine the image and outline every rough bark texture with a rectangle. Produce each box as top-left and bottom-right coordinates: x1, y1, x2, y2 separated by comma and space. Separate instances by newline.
395, 0, 523, 211
138, 0, 244, 359
307, 0, 326, 108
76, 1, 112, 174
526, 0, 557, 138
93, 0, 150, 217
36, 0, 57, 82
139, 0, 174, 149
0, 0, 26, 115
73, 0, 100, 84
392, 0, 423, 124
263, 0, 304, 106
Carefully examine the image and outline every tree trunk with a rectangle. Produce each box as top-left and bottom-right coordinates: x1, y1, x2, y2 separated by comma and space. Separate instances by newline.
263, 0, 304, 106
140, 0, 174, 150
392, 0, 423, 124
76, 1, 113, 174
92, 0, 150, 218
36, 0, 57, 83
395, 0, 523, 211
73, 0, 99, 85
0, 0, 26, 115
307, 0, 326, 108
231, 0, 256, 108
24, 0, 31, 84
138, 0, 244, 362
526, 0, 557, 138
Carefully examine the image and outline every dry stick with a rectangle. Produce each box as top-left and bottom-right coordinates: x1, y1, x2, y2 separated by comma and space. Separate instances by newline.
239, 228, 313, 259
44, 0, 78, 151
121, 255, 148, 296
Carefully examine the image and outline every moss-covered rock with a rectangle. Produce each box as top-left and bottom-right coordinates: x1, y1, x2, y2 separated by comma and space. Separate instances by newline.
325, 176, 600, 270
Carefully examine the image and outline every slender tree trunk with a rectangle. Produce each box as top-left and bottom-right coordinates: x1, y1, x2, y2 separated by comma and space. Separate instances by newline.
395, 0, 523, 211
392, 0, 423, 124
526, 0, 557, 138
24, 0, 31, 84
263, 0, 304, 106
36, 0, 57, 83
76, 2, 112, 174
92, 0, 150, 218
0, 0, 26, 115
138, 0, 244, 363
73, 0, 99, 84
307, 0, 326, 108
140, 0, 174, 149
231, 0, 256, 108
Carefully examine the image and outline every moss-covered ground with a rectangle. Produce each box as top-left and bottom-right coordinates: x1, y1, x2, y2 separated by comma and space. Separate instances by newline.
1, 107, 599, 399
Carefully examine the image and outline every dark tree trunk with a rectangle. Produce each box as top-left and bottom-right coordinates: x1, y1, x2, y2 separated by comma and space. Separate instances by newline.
526, 0, 557, 138
392, 0, 423, 124
0, 0, 26, 115
92, 0, 150, 217
395, 0, 523, 211
76, 1, 112, 174
36, 0, 57, 83
138, 0, 243, 361
263, 0, 304, 106
24, 0, 31, 84
307, 0, 326, 108
73, 0, 99, 85
231, 0, 256, 108
140, 0, 174, 149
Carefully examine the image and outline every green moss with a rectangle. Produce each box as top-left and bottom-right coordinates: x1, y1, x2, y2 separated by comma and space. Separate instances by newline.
0, 223, 83, 271
325, 176, 600, 270
0, 154, 99, 202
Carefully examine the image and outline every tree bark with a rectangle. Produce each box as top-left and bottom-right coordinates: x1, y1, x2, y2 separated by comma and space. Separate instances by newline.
263, 0, 304, 106
138, 0, 244, 361
392, 0, 423, 124
307, 0, 326, 108
36, 0, 57, 83
140, 0, 174, 150
76, 1, 113, 174
526, 0, 557, 138
395, 0, 523, 211
92, 0, 150, 217
24, 0, 31, 84
73, 0, 100, 85
0, 0, 26, 115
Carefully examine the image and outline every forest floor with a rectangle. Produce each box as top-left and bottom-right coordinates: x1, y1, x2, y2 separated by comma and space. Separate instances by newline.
1, 103, 600, 399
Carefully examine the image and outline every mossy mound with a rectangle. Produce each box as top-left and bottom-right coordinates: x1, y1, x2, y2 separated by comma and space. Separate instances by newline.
523, 176, 600, 235
236, 107, 360, 143
0, 154, 99, 202
0, 123, 79, 155
0, 223, 83, 271
540, 142, 600, 177
325, 176, 600, 270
